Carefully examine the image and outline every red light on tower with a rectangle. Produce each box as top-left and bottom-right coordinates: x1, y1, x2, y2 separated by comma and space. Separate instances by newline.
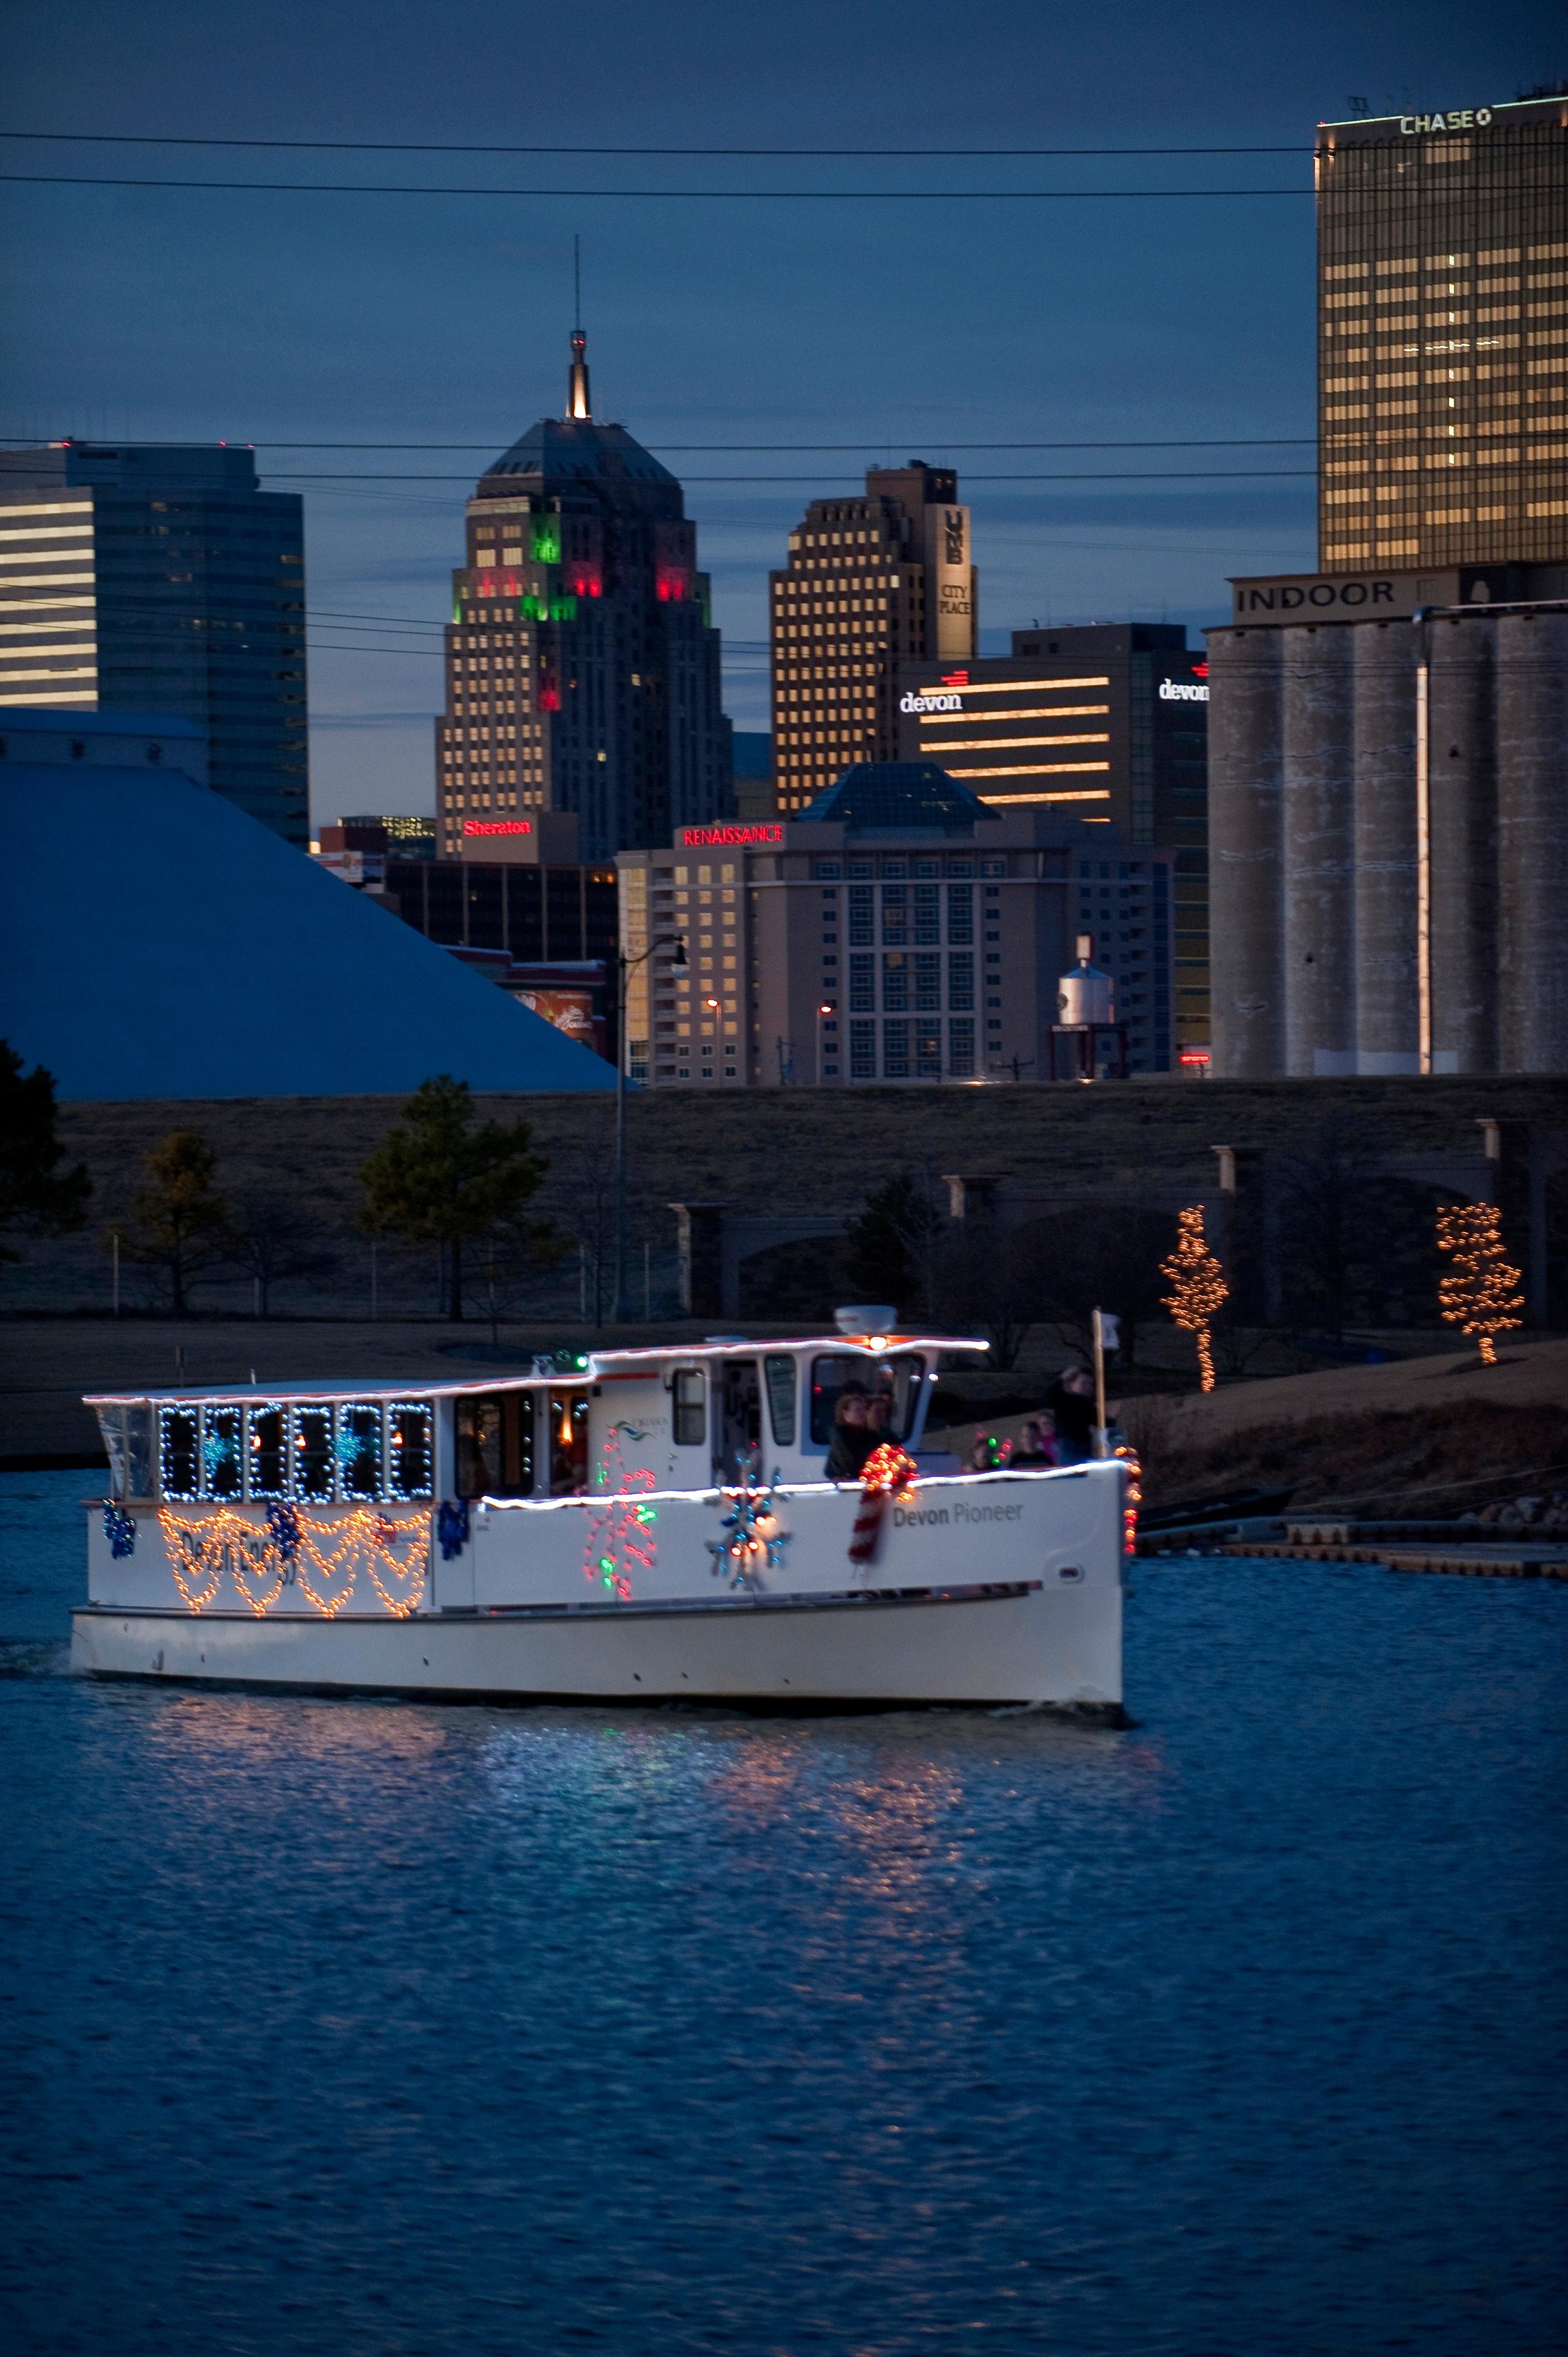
1192, 660, 1209, 678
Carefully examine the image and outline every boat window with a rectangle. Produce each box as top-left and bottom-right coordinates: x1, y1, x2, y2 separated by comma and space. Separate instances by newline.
717, 1358, 762, 1481
456, 1392, 535, 1499
549, 1391, 589, 1495
97, 1407, 128, 1499
125, 1405, 152, 1498
159, 1406, 200, 1500
247, 1405, 288, 1498
808, 1354, 927, 1447
203, 1405, 244, 1500
339, 1403, 383, 1500
387, 1402, 434, 1500
764, 1355, 797, 1448
100, 1405, 151, 1497
293, 1407, 335, 1501
672, 1368, 706, 1447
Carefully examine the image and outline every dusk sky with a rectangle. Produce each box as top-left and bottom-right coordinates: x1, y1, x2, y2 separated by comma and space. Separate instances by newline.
6, 1, 1562, 821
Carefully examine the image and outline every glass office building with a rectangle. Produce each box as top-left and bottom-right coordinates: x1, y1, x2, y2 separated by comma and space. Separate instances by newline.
0, 441, 308, 845
1316, 93, 1568, 572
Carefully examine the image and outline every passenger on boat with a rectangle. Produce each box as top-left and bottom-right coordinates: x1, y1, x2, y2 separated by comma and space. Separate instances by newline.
825, 1390, 874, 1481
966, 1432, 1012, 1473
1009, 1414, 1059, 1469
1044, 1366, 1098, 1464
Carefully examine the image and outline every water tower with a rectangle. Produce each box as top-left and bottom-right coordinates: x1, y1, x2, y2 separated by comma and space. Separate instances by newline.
1050, 935, 1129, 1081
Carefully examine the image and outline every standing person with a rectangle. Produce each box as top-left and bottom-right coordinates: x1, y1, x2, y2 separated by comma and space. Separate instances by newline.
826, 1390, 873, 1482
1044, 1366, 1098, 1464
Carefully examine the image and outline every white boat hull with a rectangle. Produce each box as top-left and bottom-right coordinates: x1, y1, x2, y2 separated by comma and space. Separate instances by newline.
72, 1464, 1127, 1711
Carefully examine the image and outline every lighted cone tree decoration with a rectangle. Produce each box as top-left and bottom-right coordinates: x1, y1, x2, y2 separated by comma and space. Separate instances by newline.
1436, 1202, 1523, 1366
1160, 1205, 1229, 1394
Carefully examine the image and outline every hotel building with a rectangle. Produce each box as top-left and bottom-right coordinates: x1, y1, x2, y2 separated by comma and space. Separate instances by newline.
435, 331, 731, 861
617, 764, 1177, 1088
769, 462, 976, 811
895, 625, 1210, 1056
1316, 92, 1568, 573
0, 441, 308, 845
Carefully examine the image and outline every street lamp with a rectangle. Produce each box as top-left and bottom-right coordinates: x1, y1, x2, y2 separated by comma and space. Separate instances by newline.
613, 930, 686, 1324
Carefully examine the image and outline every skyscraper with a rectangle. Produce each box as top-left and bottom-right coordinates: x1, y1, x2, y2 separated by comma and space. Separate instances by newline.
1316, 93, 1568, 573
435, 331, 731, 861
0, 441, 308, 845
770, 462, 976, 811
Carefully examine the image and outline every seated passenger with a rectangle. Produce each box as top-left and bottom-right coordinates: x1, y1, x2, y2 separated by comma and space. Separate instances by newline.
864, 1393, 893, 1449
1009, 1414, 1059, 1469
826, 1390, 873, 1481
966, 1431, 1012, 1473
1045, 1366, 1098, 1464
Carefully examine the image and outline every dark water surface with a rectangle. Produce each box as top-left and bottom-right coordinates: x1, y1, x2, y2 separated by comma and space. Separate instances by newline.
2, 1470, 1565, 2356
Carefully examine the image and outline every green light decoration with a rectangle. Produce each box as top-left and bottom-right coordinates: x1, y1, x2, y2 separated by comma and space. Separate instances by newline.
532, 518, 562, 563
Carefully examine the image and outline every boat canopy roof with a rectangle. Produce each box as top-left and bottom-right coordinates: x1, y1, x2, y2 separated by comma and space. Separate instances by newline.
84, 1333, 988, 1410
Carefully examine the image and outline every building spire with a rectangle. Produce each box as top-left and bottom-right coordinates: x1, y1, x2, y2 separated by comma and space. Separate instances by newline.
566, 235, 591, 420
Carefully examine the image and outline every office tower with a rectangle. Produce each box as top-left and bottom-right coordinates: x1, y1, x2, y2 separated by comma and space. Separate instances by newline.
0, 441, 308, 845
616, 768, 1175, 1087
896, 625, 1210, 1062
770, 461, 976, 811
1316, 94, 1568, 573
435, 331, 732, 862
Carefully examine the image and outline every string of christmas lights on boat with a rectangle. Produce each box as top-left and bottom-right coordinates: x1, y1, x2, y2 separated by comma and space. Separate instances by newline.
157, 1505, 429, 1617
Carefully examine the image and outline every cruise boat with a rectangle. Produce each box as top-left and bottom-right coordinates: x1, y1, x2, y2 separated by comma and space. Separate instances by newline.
71, 1316, 1129, 1711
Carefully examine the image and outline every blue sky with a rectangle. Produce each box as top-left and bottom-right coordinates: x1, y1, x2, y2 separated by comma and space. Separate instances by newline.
6, 0, 1562, 820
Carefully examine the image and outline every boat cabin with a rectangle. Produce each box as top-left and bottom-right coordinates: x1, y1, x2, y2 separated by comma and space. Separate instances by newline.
89, 1327, 983, 1510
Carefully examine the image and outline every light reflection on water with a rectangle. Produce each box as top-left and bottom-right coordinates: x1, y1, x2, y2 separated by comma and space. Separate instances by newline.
2, 1469, 1566, 2356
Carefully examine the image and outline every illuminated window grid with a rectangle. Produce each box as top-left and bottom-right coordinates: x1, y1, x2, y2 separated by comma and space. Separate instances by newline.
1316, 107, 1568, 568
922, 675, 1109, 694
981, 789, 1113, 807
939, 760, 1113, 779
919, 733, 1111, 753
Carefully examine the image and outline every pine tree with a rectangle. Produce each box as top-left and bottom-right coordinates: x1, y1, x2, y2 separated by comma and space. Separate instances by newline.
1160, 1205, 1229, 1393
118, 1130, 229, 1316
0, 1042, 90, 1267
1436, 1202, 1523, 1366
359, 1075, 554, 1322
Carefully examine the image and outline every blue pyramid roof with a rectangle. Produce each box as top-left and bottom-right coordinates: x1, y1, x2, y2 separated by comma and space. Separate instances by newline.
796, 762, 996, 837
0, 766, 617, 1100
481, 418, 679, 492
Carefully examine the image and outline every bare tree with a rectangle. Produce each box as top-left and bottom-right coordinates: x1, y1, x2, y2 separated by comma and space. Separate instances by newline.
1025, 1202, 1176, 1370
223, 1187, 341, 1316
1273, 1115, 1386, 1337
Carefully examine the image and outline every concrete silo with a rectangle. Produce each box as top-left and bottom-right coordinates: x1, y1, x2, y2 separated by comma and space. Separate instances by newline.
1207, 628, 1283, 1078
1426, 615, 1497, 1073
1352, 623, 1418, 1072
1280, 625, 1355, 1074
1497, 611, 1568, 1072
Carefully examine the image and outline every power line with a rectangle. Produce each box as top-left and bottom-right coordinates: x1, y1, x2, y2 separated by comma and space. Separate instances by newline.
13, 437, 1306, 453
0, 171, 1312, 201
0, 129, 1313, 158
258, 467, 1317, 482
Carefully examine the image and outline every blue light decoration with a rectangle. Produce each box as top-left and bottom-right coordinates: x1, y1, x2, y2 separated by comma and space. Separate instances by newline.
158, 1406, 202, 1501
202, 1406, 244, 1499
436, 1499, 470, 1560
386, 1402, 435, 1501
705, 1474, 791, 1593
265, 1500, 301, 1562
102, 1500, 137, 1559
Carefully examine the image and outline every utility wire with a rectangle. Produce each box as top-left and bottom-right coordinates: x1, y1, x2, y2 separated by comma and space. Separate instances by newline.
1, 436, 1319, 453
0, 130, 1314, 157
257, 467, 1317, 482
0, 171, 1312, 200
